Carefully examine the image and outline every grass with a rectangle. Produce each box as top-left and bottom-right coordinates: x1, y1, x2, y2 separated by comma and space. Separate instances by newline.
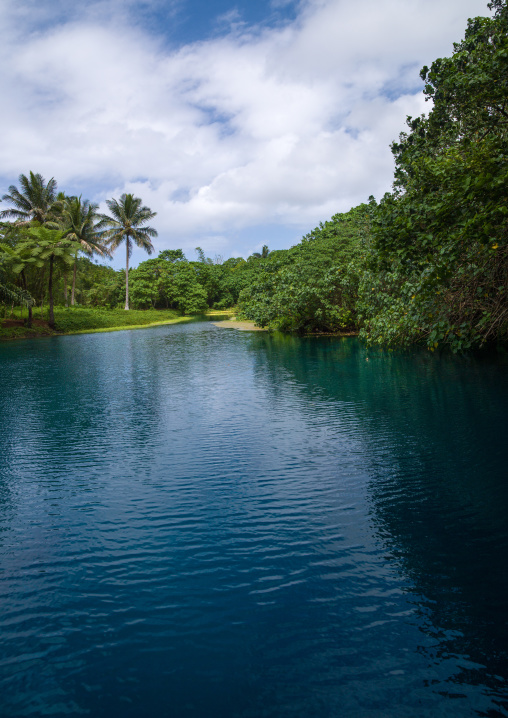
0, 307, 235, 340
0, 324, 55, 340
53, 307, 182, 332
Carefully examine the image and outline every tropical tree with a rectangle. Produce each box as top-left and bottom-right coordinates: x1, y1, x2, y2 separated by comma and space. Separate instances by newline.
159, 249, 186, 263
0, 172, 62, 227
239, 207, 368, 332
97, 194, 157, 310
129, 254, 208, 313
249, 245, 270, 260
11, 227, 75, 327
62, 195, 109, 305
359, 0, 508, 350
0, 230, 36, 324
0, 172, 66, 324
0, 242, 34, 314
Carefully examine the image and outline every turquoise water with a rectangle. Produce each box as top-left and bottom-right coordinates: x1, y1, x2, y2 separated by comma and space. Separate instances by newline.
0, 322, 507, 717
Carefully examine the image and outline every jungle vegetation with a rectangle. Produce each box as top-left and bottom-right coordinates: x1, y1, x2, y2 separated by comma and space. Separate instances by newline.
1, 0, 506, 350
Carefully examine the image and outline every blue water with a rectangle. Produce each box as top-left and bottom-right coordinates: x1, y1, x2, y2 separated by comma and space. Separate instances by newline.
0, 322, 507, 717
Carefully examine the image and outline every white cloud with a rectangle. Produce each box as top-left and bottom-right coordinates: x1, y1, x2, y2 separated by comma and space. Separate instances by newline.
0, 0, 490, 263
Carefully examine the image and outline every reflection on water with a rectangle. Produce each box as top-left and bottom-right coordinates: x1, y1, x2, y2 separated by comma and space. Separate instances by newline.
0, 324, 507, 717
250, 333, 508, 713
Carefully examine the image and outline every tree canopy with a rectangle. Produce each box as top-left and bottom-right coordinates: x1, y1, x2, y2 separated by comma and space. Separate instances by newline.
358, 0, 508, 351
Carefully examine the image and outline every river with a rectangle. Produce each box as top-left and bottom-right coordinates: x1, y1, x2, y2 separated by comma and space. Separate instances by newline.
0, 322, 507, 717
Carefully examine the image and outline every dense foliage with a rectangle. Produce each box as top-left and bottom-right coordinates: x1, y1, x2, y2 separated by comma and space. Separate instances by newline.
238, 205, 370, 332
0, 177, 157, 328
359, 0, 508, 351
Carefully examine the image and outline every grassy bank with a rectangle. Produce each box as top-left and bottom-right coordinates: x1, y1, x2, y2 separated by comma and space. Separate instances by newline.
0, 307, 234, 340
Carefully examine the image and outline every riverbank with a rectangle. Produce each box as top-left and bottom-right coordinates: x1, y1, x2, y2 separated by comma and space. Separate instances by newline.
212, 317, 359, 335
212, 317, 266, 331
1, 309, 360, 340
0, 308, 234, 341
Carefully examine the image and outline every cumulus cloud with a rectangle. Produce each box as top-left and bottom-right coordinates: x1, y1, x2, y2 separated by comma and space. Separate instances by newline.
0, 0, 490, 262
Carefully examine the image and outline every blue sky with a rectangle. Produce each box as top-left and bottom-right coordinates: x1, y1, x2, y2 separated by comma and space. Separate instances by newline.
153, 0, 300, 44
0, 0, 491, 268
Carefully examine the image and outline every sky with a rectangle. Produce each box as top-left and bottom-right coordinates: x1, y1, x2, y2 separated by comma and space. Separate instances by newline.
0, 0, 491, 267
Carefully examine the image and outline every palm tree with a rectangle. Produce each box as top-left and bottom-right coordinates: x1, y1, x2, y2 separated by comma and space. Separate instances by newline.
12, 227, 75, 327
1, 233, 35, 325
62, 196, 110, 305
97, 194, 157, 310
1, 172, 63, 325
0, 172, 62, 227
0, 243, 34, 313
250, 245, 270, 260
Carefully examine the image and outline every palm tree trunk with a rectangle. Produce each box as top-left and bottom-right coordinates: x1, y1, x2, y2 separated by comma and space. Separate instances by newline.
21, 270, 32, 327
71, 258, 77, 306
39, 267, 45, 319
64, 269, 68, 307
125, 239, 130, 310
48, 254, 55, 328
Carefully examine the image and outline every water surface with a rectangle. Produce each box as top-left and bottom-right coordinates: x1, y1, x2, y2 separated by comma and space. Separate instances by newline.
0, 323, 507, 717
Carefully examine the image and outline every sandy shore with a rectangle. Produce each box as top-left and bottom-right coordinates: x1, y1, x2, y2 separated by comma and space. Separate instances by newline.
212, 318, 266, 331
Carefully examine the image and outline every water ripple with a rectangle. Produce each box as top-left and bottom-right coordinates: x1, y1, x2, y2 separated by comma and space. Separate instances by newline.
0, 325, 507, 717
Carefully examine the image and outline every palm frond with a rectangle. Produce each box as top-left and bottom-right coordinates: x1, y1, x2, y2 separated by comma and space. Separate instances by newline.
1, 172, 59, 226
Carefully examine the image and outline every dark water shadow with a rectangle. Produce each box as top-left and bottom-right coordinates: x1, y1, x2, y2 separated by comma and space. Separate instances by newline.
243, 333, 508, 712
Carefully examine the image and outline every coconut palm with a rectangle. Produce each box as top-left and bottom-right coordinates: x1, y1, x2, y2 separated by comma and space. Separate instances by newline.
1, 173, 67, 324
0, 243, 34, 311
97, 193, 157, 310
0, 236, 35, 324
12, 227, 75, 327
250, 245, 270, 260
62, 196, 110, 305
0, 172, 62, 227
